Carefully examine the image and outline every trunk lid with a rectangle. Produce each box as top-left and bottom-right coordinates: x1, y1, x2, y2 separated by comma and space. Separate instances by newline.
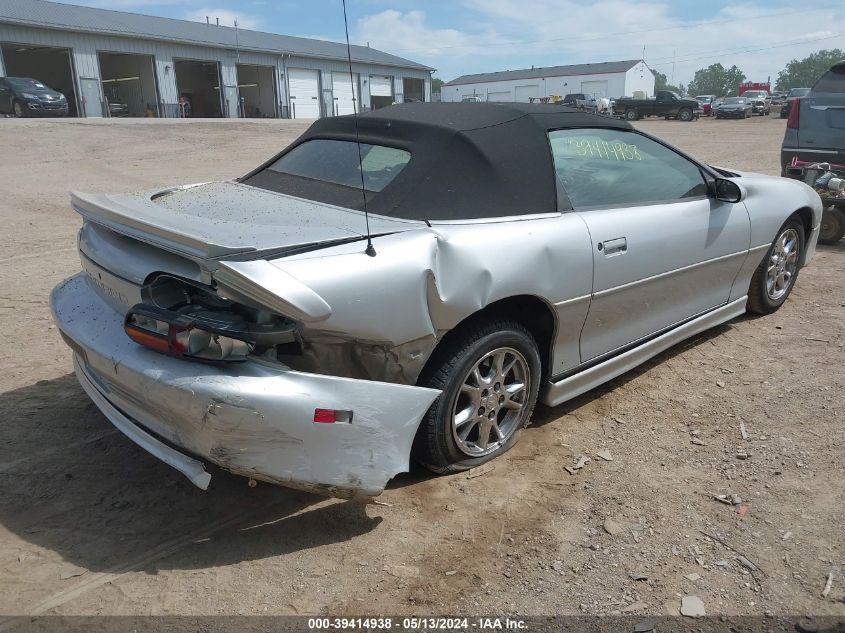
73, 180, 424, 262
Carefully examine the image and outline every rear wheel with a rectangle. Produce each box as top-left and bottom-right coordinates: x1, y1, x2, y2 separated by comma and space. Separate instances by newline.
625, 108, 639, 121
414, 319, 541, 473
819, 207, 845, 245
678, 107, 693, 122
747, 217, 804, 314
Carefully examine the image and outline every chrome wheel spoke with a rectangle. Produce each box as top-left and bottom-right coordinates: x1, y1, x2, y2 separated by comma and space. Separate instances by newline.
454, 404, 475, 428
491, 420, 505, 441
458, 419, 477, 441
476, 419, 492, 449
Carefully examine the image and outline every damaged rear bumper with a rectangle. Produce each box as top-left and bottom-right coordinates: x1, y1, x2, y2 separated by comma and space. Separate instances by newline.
50, 273, 440, 498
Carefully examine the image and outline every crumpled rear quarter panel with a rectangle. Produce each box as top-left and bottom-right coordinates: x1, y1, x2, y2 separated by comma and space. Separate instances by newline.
51, 274, 440, 498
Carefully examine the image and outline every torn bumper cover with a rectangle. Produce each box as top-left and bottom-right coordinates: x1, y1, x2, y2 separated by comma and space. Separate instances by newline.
50, 273, 440, 498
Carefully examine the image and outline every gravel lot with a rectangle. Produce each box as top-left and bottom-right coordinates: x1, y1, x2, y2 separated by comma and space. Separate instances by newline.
0, 114, 842, 620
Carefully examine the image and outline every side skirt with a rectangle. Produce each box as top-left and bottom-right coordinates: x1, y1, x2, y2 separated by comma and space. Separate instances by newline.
540, 297, 748, 407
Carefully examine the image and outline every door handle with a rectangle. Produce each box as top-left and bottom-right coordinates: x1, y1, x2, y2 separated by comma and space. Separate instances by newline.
599, 237, 627, 256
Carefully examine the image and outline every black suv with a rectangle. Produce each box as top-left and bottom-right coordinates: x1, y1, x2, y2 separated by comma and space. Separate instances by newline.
781, 61, 845, 173
0, 77, 69, 117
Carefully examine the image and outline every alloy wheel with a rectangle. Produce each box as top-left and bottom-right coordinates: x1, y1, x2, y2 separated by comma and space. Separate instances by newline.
450, 347, 530, 457
766, 228, 800, 301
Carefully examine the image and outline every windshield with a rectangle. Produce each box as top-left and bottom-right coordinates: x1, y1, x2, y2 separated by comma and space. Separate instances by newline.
787, 88, 810, 98
695, 96, 712, 103
743, 91, 766, 98
6, 78, 48, 90
725, 97, 746, 104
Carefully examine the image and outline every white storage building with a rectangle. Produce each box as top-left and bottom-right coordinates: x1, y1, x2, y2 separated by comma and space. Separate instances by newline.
0, 0, 432, 118
442, 60, 655, 103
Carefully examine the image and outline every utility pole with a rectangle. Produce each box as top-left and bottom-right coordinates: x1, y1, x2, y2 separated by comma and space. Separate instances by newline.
671, 49, 676, 85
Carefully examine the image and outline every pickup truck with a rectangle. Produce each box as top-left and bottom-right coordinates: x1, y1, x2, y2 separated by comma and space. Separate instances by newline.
615, 90, 702, 122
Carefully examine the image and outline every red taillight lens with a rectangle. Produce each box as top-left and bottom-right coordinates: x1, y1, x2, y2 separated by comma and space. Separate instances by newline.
313, 408, 353, 424
124, 323, 171, 353
786, 98, 800, 129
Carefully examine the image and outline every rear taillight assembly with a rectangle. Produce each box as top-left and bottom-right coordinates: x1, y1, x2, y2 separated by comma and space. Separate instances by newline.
786, 98, 800, 129
124, 304, 253, 362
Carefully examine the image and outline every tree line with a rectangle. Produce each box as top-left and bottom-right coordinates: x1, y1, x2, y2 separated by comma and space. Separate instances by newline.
653, 48, 842, 97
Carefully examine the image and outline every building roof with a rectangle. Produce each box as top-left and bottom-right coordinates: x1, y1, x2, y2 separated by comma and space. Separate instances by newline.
242, 102, 631, 220
444, 60, 643, 86
0, 0, 433, 71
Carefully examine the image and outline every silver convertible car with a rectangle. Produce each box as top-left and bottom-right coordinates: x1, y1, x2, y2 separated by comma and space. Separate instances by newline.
51, 103, 822, 498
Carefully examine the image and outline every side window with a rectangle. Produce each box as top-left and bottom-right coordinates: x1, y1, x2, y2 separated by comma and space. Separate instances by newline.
548, 128, 708, 208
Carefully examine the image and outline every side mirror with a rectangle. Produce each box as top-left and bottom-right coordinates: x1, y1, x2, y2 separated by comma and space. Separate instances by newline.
712, 178, 744, 203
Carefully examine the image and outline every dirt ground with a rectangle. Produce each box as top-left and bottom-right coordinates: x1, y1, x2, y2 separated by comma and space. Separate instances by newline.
0, 113, 842, 620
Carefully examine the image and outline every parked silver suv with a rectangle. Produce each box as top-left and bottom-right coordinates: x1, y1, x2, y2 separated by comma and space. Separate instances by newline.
742, 90, 771, 115
781, 60, 845, 174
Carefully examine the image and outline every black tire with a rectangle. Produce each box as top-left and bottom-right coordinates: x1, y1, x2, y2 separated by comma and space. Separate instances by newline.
413, 319, 541, 473
747, 216, 805, 315
819, 207, 845, 245
678, 107, 693, 122
12, 100, 24, 118
624, 108, 639, 121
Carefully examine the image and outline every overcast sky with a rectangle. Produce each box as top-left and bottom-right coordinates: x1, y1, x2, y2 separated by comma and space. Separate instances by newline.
55, 0, 845, 84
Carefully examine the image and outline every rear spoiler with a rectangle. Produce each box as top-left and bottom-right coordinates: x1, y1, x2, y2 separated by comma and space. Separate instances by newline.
214, 261, 332, 323
71, 189, 255, 260
73, 190, 333, 323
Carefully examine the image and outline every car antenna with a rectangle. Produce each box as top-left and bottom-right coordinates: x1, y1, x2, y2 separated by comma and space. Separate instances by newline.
342, 0, 376, 257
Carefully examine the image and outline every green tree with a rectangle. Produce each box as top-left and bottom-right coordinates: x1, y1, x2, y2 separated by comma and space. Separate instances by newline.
652, 70, 685, 96
687, 63, 745, 97
775, 49, 844, 90
431, 77, 444, 94
664, 83, 687, 97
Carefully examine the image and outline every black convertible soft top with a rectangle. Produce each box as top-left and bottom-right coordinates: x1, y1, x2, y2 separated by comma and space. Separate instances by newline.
242, 102, 633, 221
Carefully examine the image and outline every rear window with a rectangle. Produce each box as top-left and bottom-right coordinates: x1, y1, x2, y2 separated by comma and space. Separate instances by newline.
265, 139, 410, 192
813, 67, 845, 94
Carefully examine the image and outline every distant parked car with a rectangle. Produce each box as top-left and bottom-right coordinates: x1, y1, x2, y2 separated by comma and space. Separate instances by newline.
771, 91, 788, 106
742, 90, 772, 115
714, 96, 752, 119
461, 95, 483, 103
0, 77, 68, 117
781, 61, 845, 173
779, 88, 810, 119
107, 101, 130, 117
562, 93, 585, 106
695, 94, 717, 116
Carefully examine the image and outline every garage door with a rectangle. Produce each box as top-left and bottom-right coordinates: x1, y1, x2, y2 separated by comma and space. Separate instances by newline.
288, 68, 320, 119
581, 80, 608, 99
487, 91, 511, 102
332, 71, 359, 115
370, 75, 392, 97
515, 84, 539, 102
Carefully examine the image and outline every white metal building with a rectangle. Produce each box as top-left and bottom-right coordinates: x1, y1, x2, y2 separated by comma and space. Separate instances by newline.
0, 0, 432, 118
442, 60, 655, 103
